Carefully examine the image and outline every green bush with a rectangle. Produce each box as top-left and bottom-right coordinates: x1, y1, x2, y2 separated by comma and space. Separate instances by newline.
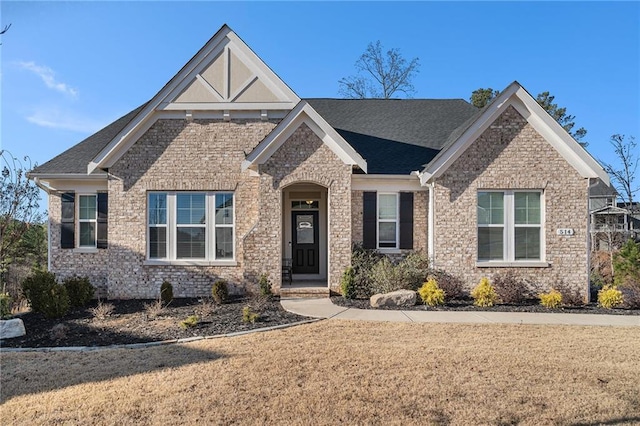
340, 266, 356, 299
179, 315, 199, 329
258, 273, 272, 297
471, 277, 498, 307
242, 306, 260, 323
397, 251, 430, 290
22, 270, 58, 313
41, 284, 70, 319
212, 280, 229, 304
598, 285, 623, 309
418, 278, 445, 306
63, 276, 95, 308
160, 281, 173, 305
0, 292, 12, 319
539, 289, 562, 309
369, 257, 404, 295
613, 239, 640, 287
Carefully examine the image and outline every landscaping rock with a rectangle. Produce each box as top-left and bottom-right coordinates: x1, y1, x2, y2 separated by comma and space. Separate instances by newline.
370, 290, 416, 308
0, 318, 27, 339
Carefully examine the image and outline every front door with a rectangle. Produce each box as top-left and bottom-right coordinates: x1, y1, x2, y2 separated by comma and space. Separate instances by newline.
292, 211, 319, 274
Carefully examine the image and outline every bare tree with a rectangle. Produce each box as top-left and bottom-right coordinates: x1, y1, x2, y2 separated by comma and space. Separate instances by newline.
339, 41, 420, 99
1, 150, 45, 288
0, 23, 11, 45
602, 134, 638, 211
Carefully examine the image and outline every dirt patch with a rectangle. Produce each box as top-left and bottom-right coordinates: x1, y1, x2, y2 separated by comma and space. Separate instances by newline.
332, 295, 640, 314
1, 297, 307, 348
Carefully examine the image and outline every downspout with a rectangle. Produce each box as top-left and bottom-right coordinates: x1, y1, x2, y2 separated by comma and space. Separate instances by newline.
586, 178, 596, 303
428, 182, 435, 267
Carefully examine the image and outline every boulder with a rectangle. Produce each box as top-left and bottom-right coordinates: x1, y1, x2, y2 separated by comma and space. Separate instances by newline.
0, 318, 26, 340
370, 289, 416, 308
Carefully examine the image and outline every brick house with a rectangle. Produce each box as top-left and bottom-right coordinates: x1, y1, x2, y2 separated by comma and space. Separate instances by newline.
29, 25, 610, 300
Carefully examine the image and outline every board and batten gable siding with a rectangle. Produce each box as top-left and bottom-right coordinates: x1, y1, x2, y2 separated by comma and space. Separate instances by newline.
432, 105, 590, 299
102, 118, 279, 298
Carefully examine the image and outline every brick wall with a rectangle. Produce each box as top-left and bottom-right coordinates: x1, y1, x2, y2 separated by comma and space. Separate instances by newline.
433, 106, 589, 299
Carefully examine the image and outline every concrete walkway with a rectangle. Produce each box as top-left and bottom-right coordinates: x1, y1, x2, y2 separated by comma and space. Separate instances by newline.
281, 298, 640, 327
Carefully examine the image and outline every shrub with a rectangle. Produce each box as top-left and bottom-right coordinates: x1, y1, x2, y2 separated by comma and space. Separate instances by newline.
418, 278, 445, 307
144, 299, 165, 321
195, 298, 217, 318
242, 306, 260, 323
619, 285, 640, 309
351, 244, 385, 297
40, 284, 70, 319
90, 300, 115, 321
398, 251, 430, 290
471, 278, 498, 307
50, 323, 68, 341
179, 315, 199, 329
160, 281, 173, 306
598, 286, 623, 309
539, 289, 562, 309
21, 269, 57, 313
555, 282, 585, 307
63, 276, 95, 308
341, 266, 356, 299
369, 257, 404, 295
428, 269, 464, 301
492, 271, 529, 304
212, 280, 229, 304
258, 274, 272, 297
613, 239, 640, 287
0, 292, 12, 319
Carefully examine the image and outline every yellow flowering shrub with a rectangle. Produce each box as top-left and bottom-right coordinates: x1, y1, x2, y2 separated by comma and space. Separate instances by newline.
539, 289, 562, 308
418, 278, 445, 306
597, 285, 624, 309
471, 277, 498, 307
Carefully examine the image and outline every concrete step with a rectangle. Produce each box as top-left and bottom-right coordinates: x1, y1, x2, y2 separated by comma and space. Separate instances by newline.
279, 286, 330, 299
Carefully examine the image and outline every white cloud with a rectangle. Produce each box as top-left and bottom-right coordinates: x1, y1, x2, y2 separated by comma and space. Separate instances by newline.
26, 108, 105, 133
16, 61, 79, 98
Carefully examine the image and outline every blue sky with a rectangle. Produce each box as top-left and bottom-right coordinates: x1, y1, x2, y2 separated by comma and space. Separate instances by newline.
1, 1, 638, 190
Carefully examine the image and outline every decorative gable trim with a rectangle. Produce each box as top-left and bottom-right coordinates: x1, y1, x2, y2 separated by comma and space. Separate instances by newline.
419, 81, 609, 186
88, 24, 299, 174
242, 101, 367, 173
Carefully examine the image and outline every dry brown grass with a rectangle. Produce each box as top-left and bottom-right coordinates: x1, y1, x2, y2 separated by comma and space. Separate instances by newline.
2, 321, 639, 425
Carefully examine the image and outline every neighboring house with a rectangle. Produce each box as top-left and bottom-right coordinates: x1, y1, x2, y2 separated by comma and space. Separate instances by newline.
588, 180, 640, 251
29, 25, 610, 301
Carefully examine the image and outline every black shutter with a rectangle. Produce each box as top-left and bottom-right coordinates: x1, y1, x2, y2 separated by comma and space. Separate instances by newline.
60, 192, 75, 249
363, 192, 377, 249
399, 192, 414, 249
97, 192, 108, 249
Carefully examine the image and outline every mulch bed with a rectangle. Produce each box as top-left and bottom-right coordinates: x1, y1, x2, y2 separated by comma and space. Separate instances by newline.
1, 297, 308, 349
331, 295, 640, 315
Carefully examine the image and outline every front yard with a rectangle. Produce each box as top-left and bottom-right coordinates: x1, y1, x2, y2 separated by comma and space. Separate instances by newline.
2, 321, 639, 425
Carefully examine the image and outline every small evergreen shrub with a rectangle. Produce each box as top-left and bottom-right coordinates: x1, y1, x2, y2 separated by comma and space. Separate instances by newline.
428, 269, 464, 301
539, 289, 562, 309
242, 306, 260, 323
212, 280, 229, 304
160, 281, 173, 306
63, 276, 95, 308
341, 266, 356, 299
418, 278, 445, 307
40, 284, 70, 319
471, 278, 498, 307
492, 271, 529, 304
598, 285, 623, 309
21, 269, 58, 313
398, 251, 430, 290
0, 292, 12, 319
258, 274, 272, 297
179, 315, 199, 329
613, 239, 640, 287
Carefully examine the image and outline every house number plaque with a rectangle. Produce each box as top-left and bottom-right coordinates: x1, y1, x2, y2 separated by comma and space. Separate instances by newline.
556, 228, 574, 236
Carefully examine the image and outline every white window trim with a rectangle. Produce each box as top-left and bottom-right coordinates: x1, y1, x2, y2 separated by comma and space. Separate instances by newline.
146, 191, 235, 263
77, 193, 97, 249
377, 192, 399, 250
476, 190, 546, 265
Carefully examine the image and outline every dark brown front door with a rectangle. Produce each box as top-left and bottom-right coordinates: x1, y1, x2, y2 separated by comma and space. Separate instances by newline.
292, 211, 319, 274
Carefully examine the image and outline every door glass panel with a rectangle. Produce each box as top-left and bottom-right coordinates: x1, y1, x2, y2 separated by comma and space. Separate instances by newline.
296, 214, 314, 244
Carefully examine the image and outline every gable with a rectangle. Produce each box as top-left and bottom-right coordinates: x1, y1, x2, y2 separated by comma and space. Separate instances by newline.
88, 24, 299, 174
420, 81, 609, 186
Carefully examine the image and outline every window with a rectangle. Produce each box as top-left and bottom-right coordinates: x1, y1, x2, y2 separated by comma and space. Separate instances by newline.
78, 195, 97, 248
477, 191, 542, 262
147, 192, 234, 261
378, 193, 398, 248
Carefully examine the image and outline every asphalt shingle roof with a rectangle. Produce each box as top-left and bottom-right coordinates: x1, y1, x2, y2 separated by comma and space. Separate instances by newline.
32, 99, 480, 176
305, 98, 478, 174
31, 104, 146, 175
